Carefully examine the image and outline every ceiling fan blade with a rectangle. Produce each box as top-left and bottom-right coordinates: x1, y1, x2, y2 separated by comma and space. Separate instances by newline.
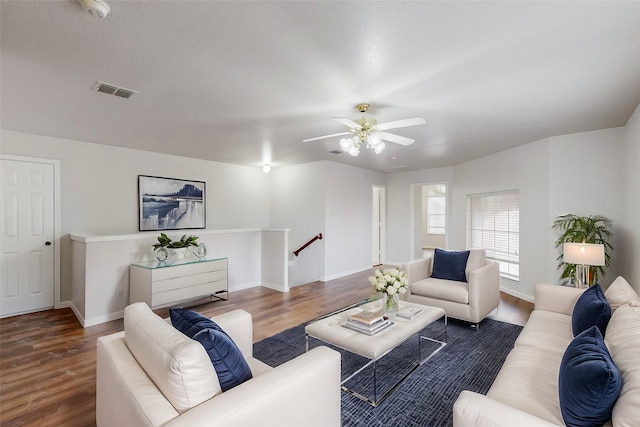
380, 132, 415, 146
302, 131, 352, 143
375, 117, 425, 131
332, 117, 361, 129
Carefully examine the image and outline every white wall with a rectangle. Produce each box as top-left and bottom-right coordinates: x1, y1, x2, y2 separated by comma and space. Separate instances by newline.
1, 129, 270, 301
451, 140, 551, 300
323, 162, 385, 280
269, 162, 326, 286
548, 127, 625, 286
385, 168, 454, 264
269, 161, 385, 286
621, 104, 640, 291
387, 126, 628, 302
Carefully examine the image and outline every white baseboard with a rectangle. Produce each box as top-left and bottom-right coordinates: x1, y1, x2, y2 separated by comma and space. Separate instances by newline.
56, 300, 71, 309
229, 281, 262, 293
261, 282, 289, 292
320, 265, 373, 282
69, 302, 86, 327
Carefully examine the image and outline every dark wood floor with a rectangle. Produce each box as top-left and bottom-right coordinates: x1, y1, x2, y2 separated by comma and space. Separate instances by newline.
0, 268, 533, 426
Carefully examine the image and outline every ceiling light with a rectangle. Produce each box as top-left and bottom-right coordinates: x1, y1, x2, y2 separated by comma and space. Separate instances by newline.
262, 164, 271, 173
340, 130, 385, 157
80, 0, 110, 19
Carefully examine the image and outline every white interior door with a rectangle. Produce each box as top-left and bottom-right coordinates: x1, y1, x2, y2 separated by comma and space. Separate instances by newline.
1, 158, 55, 317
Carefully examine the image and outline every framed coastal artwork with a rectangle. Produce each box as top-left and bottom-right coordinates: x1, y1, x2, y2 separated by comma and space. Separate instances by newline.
138, 175, 206, 231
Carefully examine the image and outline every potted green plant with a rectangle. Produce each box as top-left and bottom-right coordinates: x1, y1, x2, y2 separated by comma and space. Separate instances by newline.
152, 233, 199, 260
552, 214, 614, 285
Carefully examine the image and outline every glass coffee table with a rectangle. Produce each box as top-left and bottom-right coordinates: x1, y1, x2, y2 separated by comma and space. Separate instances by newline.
305, 299, 446, 407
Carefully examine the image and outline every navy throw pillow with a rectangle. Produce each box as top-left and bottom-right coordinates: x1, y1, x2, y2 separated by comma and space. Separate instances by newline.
572, 283, 611, 337
170, 308, 253, 392
558, 326, 622, 427
431, 248, 470, 282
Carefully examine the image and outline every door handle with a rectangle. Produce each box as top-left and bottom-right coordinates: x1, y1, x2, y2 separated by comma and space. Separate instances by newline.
45, 241, 52, 246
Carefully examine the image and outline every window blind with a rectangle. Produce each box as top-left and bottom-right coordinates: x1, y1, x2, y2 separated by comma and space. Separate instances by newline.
427, 196, 446, 234
467, 191, 520, 280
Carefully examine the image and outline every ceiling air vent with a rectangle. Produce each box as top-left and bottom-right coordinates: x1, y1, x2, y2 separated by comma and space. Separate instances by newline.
94, 81, 137, 99
329, 149, 343, 155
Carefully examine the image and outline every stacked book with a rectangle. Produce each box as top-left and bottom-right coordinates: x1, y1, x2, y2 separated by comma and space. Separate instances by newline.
397, 306, 424, 320
342, 310, 393, 335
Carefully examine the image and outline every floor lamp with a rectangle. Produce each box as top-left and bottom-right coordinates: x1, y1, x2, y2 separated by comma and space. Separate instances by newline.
563, 242, 605, 288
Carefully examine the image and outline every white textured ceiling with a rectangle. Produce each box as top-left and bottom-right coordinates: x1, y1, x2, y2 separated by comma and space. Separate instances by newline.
2, 1, 640, 173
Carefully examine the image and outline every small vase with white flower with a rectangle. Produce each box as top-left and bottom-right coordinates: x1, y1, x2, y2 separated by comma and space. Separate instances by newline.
368, 268, 408, 316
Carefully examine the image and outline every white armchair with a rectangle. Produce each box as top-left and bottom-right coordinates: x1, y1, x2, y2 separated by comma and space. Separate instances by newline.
402, 249, 500, 326
97, 305, 341, 427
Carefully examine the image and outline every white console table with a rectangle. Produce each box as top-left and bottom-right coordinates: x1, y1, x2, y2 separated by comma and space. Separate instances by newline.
129, 257, 228, 308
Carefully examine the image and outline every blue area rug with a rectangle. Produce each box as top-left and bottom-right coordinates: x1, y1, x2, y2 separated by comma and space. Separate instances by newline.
253, 316, 522, 426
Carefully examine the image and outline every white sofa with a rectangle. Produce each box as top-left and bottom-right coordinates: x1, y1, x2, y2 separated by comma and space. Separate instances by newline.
453, 276, 640, 426
402, 249, 500, 325
97, 303, 341, 427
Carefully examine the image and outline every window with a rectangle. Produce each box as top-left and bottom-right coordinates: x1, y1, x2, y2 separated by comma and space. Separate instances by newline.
467, 191, 520, 280
425, 185, 446, 234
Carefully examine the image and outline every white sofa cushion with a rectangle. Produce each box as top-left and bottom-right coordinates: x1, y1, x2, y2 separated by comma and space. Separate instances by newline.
411, 277, 469, 304
605, 304, 640, 426
124, 302, 221, 412
605, 276, 640, 312
514, 310, 573, 354
486, 345, 565, 425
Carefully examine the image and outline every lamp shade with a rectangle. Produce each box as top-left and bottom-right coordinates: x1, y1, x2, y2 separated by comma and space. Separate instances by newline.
563, 242, 605, 266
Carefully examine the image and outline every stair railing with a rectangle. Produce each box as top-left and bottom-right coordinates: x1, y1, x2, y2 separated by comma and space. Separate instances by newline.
293, 233, 323, 257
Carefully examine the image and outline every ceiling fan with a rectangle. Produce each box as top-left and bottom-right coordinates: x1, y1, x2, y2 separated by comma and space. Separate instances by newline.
303, 103, 426, 156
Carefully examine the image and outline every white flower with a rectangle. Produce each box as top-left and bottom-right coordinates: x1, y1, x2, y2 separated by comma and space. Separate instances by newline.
369, 268, 407, 299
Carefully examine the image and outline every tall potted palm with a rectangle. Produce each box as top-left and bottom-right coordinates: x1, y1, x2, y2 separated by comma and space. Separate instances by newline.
552, 214, 614, 285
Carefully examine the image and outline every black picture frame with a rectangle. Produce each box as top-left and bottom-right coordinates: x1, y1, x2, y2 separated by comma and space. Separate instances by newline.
138, 175, 206, 231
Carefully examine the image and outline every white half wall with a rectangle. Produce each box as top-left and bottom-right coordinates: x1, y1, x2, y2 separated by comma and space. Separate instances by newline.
70, 228, 288, 327
262, 228, 290, 292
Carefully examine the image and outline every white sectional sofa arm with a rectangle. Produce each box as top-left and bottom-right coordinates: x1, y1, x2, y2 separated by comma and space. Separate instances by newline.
165, 346, 342, 427
534, 283, 584, 315
453, 391, 560, 427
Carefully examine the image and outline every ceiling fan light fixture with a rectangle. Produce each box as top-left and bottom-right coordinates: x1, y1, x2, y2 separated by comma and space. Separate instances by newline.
340, 138, 353, 150
304, 103, 424, 157
367, 132, 382, 146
